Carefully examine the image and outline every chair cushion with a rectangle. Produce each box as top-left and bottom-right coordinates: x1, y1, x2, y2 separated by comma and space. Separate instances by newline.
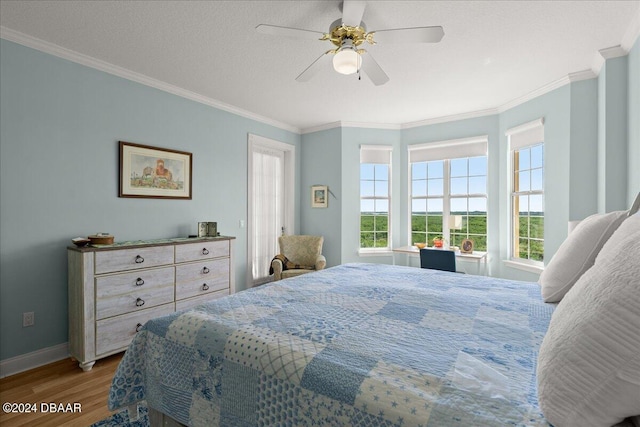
538, 210, 627, 302
281, 269, 314, 279
537, 214, 640, 426
279, 235, 323, 267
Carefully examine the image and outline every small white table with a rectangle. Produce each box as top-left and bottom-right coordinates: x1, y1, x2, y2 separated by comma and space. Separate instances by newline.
392, 246, 488, 275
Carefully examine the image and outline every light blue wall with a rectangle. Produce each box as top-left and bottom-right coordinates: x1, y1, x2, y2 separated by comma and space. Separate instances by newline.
300, 127, 342, 267
0, 39, 301, 360
598, 55, 629, 213
569, 79, 599, 219
628, 38, 640, 204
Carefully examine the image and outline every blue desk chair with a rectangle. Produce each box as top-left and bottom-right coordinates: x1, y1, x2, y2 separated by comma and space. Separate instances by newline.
420, 248, 457, 272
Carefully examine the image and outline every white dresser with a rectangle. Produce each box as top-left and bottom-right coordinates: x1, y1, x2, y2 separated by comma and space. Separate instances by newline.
68, 236, 235, 371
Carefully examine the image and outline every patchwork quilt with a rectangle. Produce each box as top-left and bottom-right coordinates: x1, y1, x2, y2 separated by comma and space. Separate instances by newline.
108, 263, 554, 426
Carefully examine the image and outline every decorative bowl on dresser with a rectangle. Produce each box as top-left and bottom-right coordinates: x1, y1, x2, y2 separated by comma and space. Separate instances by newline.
71, 237, 91, 247
68, 236, 235, 371
87, 234, 115, 245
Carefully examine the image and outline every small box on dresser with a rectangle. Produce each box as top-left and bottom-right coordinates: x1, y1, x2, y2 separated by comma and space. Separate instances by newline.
68, 236, 235, 371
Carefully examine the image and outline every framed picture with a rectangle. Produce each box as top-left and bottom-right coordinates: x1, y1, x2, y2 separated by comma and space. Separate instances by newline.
198, 222, 217, 237
461, 239, 474, 254
119, 141, 192, 199
311, 185, 328, 208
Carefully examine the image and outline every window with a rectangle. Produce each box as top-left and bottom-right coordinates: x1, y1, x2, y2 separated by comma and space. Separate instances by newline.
409, 137, 488, 251
449, 156, 488, 250
360, 145, 392, 250
410, 160, 444, 246
507, 119, 544, 264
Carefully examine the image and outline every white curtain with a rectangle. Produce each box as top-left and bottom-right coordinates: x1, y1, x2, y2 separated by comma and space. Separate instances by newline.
251, 148, 284, 282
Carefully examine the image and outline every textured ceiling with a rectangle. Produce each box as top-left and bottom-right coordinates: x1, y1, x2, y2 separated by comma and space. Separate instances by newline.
1, 0, 639, 132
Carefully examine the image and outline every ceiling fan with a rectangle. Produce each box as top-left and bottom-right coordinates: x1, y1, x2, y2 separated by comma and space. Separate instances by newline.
256, 0, 444, 86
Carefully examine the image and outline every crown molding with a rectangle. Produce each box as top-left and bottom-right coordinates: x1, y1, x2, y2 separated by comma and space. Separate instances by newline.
401, 108, 499, 129
590, 11, 639, 75
567, 69, 598, 82
301, 121, 342, 134
599, 45, 629, 60
301, 121, 401, 134
592, 45, 629, 75
342, 121, 402, 130
0, 26, 300, 134
498, 69, 596, 114
498, 75, 564, 113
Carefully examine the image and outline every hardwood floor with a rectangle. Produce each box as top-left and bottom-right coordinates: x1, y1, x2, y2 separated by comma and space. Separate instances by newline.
0, 353, 124, 427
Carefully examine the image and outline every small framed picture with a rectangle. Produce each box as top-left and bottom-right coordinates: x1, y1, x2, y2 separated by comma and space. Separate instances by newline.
461, 239, 474, 254
198, 222, 217, 237
311, 185, 328, 208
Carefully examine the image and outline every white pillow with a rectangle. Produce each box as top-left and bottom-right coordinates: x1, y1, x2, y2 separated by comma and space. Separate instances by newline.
537, 214, 640, 427
539, 210, 627, 302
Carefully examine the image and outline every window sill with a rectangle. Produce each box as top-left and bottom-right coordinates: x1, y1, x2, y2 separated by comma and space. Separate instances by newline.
503, 259, 544, 274
358, 249, 393, 257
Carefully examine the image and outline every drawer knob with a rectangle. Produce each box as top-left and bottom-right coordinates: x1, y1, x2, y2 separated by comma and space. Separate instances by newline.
135, 278, 145, 286
202, 248, 210, 255
135, 255, 145, 264
135, 297, 145, 307
136, 323, 143, 332
202, 266, 210, 274
202, 283, 210, 291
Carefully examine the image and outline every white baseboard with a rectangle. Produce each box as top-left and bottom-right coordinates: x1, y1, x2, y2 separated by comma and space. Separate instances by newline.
0, 343, 69, 378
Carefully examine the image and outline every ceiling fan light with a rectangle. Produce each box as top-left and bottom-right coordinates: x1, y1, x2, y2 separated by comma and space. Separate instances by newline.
333, 48, 361, 75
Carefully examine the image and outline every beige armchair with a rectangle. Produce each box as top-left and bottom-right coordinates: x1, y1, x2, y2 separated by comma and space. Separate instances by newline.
270, 235, 326, 281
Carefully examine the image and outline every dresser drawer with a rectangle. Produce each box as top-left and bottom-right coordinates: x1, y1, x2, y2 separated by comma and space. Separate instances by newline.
95, 303, 174, 356
175, 289, 229, 312
175, 240, 229, 263
95, 267, 175, 320
176, 258, 229, 301
95, 246, 174, 274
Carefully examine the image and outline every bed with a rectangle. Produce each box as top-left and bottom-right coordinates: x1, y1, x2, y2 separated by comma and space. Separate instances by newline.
108, 263, 555, 426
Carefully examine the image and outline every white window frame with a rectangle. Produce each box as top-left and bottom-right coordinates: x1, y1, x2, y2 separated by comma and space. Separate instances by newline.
506, 118, 545, 270
359, 145, 392, 254
408, 136, 488, 249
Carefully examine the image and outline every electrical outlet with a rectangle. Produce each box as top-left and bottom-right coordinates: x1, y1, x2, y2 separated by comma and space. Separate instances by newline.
23, 312, 34, 327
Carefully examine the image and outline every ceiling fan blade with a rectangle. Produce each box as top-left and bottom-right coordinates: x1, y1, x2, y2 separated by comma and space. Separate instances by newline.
373, 26, 444, 44
296, 53, 332, 82
256, 24, 324, 40
342, 0, 366, 27
360, 53, 389, 86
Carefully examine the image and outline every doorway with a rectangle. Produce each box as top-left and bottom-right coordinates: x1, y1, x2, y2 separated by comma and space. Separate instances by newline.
247, 134, 295, 287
